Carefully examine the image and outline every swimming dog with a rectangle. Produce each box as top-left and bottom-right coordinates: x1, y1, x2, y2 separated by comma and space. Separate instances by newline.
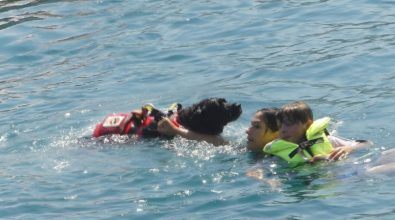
93, 98, 242, 138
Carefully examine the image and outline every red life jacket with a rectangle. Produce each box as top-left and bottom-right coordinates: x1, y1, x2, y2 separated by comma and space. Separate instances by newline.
92, 108, 180, 138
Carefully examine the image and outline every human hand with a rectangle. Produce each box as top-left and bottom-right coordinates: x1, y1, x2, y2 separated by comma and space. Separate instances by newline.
157, 117, 178, 136
310, 155, 329, 163
310, 146, 352, 163
328, 146, 352, 161
246, 168, 282, 190
246, 168, 264, 180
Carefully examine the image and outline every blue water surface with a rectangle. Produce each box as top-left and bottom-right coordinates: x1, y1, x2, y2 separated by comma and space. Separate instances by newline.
1, 0, 395, 219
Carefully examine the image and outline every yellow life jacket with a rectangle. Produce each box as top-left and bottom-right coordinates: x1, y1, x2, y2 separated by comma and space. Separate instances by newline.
263, 117, 333, 165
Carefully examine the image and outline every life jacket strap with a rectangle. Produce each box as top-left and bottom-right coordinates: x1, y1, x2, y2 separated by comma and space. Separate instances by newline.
130, 103, 183, 137
288, 137, 324, 159
141, 103, 182, 121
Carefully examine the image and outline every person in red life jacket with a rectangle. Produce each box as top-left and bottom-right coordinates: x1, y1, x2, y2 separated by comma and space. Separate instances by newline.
93, 98, 242, 145
157, 98, 242, 146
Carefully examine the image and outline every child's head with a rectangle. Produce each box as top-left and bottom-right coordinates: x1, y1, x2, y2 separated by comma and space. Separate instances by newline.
246, 108, 280, 152
278, 101, 313, 144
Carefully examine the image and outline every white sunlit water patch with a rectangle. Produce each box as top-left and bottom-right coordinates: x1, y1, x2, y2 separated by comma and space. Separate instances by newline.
53, 159, 71, 172
161, 127, 245, 161
135, 199, 147, 212
0, 135, 7, 147
149, 168, 160, 173
49, 129, 82, 150
64, 194, 78, 200
46, 123, 140, 152
174, 189, 193, 197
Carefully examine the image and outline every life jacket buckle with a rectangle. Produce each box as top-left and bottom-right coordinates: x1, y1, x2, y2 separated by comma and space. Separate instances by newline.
288, 138, 324, 159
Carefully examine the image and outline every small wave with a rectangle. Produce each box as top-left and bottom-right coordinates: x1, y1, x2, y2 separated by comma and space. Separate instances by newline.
0, 11, 61, 30
328, 119, 344, 136
161, 136, 244, 161
53, 32, 95, 44
46, 120, 246, 161
0, 0, 66, 13
53, 159, 70, 172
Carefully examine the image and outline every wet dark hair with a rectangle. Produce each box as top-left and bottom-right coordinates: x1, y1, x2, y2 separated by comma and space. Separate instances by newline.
257, 107, 280, 132
278, 101, 313, 124
178, 98, 242, 135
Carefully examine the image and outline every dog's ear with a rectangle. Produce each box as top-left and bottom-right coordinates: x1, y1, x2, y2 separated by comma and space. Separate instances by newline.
208, 97, 226, 105
217, 98, 226, 105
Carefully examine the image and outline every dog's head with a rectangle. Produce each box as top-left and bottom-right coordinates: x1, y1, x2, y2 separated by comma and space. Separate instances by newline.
178, 98, 242, 135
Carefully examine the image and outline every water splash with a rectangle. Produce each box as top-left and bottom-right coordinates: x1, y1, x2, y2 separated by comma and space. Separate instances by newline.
161, 136, 243, 161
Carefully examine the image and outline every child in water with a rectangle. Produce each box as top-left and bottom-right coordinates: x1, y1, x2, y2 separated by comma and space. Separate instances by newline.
247, 101, 369, 163
264, 101, 334, 164
246, 101, 371, 184
246, 107, 280, 153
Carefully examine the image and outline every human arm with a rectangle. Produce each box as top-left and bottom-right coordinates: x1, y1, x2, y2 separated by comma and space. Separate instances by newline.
326, 136, 373, 161
309, 136, 373, 162
329, 135, 372, 150
157, 117, 225, 146
309, 147, 352, 162
365, 149, 395, 174
327, 147, 352, 161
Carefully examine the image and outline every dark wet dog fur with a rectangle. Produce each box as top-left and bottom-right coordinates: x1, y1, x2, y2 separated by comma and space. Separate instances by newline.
178, 98, 242, 135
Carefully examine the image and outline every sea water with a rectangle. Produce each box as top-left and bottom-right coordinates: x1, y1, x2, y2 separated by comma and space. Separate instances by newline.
1, 0, 395, 219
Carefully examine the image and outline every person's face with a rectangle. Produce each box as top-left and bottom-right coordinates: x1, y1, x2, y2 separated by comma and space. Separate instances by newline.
246, 112, 277, 152
279, 118, 309, 144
